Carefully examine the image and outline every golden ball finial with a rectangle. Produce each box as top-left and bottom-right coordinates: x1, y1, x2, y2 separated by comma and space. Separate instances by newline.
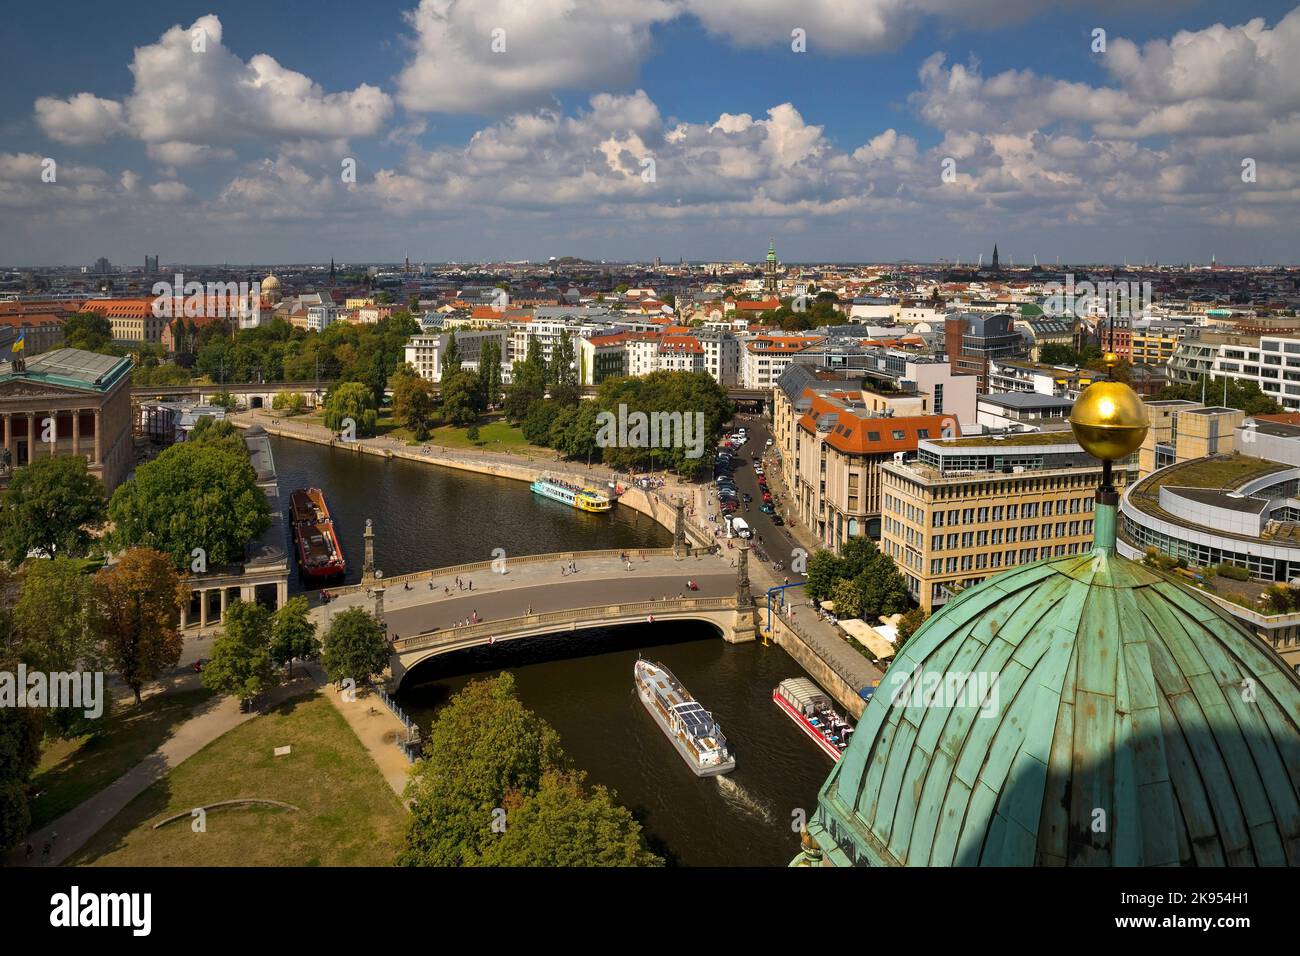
1070, 381, 1149, 461
1103, 351, 1120, 367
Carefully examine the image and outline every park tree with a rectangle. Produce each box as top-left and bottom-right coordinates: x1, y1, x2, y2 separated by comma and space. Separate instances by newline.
440, 369, 481, 426
522, 401, 561, 446
270, 596, 318, 678
272, 390, 306, 415
107, 436, 271, 571
202, 599, 277, 705
0, 456, 106, 564
548, 402, 603, 463
474, 770, 661, 867
322, 381, 379, 437
0, 670, 43, 852
400, 673, 567, 866
894, 607, 928, 652
14, 558, 110, 738
829, 578, 864, 619
504, 338, 547, 422
62, 312, 115, 353
441, 333, 462, 378
548, 330, 580, 406
321, 607, 389, 687
392, 371, 437, 440
478, 339, 503, 410
95, 549, 184, 704
803, 550, 846, 603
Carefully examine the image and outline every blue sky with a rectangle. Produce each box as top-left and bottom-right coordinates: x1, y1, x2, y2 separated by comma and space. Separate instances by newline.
5, 1, 1300, 265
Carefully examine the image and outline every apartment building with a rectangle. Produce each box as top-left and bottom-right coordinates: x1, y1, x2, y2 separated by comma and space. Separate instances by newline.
577, 331, 629, 385
1130, 318, 1191, 365
881, 432, 1136, 612
944, 311, 1024, 390
742, 334, 824, 389
403, 328, 510, 383
788, 385, 955, 549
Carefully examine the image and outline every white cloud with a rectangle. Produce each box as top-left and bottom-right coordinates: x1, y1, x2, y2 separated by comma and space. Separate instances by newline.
146, 141, 238, 166
396, 0, 678, 113
34, 93, 127, 145
35, 15, 392, 147
148, 181, 193, 203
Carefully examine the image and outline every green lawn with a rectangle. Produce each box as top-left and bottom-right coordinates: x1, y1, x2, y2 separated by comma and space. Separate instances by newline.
30, 689, 215, 831
69, 694, 407, 867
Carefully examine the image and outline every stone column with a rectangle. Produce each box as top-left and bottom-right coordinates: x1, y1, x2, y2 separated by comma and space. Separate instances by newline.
2, 414, 10, 464
48, 410, 57, 456
179, 594, 189, 629
373, 587, 386, 636
93, 408, 102, 466
730, 542, 757, 644
672, 500, 687, 559
26, 413, 35, 465
72, 409, 80, 458
276, 580, 287, 611
362, 518, 375, 582
199, 589, 209, 627
219, 588, 228, 621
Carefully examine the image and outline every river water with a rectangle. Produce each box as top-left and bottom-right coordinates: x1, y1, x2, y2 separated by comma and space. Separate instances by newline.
270, 435, 832, 866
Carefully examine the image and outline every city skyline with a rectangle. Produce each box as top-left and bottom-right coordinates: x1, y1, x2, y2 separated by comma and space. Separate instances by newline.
4, 1, 1300, 265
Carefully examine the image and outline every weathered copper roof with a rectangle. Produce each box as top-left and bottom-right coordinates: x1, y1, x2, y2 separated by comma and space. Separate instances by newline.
811, 542, 1300, 866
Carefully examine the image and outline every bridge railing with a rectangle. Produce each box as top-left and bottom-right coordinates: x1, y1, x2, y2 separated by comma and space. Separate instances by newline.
393, 596, 738, 654
341, 547, 695, 593
372, 683, 423, 762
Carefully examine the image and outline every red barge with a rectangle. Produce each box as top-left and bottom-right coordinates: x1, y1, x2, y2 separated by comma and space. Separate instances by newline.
773, 678, 854, 761
289, 488, 346, 580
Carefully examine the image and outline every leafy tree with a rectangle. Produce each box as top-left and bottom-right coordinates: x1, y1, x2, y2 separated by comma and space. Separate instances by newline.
473, 770, 661, 867
107, 437, 271, 570
522, 401, 561, 446
548, 330, 579, 406
62, 312, 114, 353
0, 672, 43, 852
1039, 343, 1083, 366
441, 333, 462, 378
803, 550, 846, 603
549, 402, 602, 463
1156, 377, 1281, 416
321, 607, 389, 686
95, 549, 184, 703
829, 578, 863, 619
440, 370, 480, 427
202, 600, 276, 704
895, 607, 928, 652
478, 339, 503, 410
270, 596, 318, 677
392, 370, 437, 440
271, 390, 306, 415
13, 558, 109, 738
504, 338, 547, 422
852, 551, 911, 621
322, 381, 378, 437
400, 674, 566, 866
0, 456, 106, 564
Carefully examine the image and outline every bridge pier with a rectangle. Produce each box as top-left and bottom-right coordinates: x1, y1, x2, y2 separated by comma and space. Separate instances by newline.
727, 541, 757, 643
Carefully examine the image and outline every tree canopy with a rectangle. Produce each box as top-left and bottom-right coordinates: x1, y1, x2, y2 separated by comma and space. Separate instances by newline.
94, 548, 184, 703
320, 607, 389, 686
0, 456, 106, 564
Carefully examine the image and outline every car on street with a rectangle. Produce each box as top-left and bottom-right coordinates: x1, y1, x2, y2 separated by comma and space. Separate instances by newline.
761, 503, 775, 514
766, 438, 774, 446
771, 514, 784, 525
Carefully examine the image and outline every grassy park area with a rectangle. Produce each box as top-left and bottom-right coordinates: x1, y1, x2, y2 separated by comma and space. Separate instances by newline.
29, 689, 215, 831
69, 694, 406, 867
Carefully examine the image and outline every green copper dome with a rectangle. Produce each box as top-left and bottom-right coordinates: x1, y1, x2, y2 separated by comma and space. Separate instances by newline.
806, 507, 1300, 867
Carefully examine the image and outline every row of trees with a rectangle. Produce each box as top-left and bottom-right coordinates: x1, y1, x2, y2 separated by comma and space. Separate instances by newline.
399, 674, 661, 867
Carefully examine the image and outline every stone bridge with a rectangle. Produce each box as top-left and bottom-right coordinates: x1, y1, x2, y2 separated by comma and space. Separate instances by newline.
389, 594, 749, 688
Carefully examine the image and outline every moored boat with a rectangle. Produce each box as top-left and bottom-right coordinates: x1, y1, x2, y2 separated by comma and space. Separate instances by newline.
530, 474, 612, 512
289, 487, 346, 580
773, 677, 854, 761
635, 659, 735, 776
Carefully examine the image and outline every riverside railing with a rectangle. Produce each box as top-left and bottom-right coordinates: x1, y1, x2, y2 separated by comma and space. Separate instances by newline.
373, 683, 423, 762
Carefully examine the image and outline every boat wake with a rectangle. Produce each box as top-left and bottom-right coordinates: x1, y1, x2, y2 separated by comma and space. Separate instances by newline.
715, 774, 774, 825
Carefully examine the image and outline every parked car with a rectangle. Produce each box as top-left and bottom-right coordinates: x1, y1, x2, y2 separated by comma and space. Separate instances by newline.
771, 514, 785, 525
742, 493, 753, 503
766, 438, 774, 446
760, 503, 775, 514
753, 466, 764, 476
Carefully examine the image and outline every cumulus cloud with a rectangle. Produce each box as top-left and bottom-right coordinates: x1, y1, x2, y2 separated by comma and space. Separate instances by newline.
34, 93, 127, 145
397, 0, 678, 112
35, 15, 392, 146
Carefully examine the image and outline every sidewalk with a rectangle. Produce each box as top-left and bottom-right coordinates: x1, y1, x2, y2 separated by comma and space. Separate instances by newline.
8, 674, 320, 867
304, 663, 413, 801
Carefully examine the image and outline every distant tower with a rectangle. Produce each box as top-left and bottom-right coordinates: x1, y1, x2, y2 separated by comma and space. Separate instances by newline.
992, 244, 1000, 271
329, 258, 336, 287
763, 238, 779, 295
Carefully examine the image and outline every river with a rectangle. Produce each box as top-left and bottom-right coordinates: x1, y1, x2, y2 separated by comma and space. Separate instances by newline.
269, 435, 831, 866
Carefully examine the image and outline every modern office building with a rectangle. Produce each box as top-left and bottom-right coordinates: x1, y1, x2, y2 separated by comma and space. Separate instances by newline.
1168, 327, 1300, 412
880, 432, 1135, 612
944, 311, 1024, 390
1136, 401, 1243, 477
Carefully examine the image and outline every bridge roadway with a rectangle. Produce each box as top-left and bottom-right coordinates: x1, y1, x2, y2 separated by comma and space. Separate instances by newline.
309, 551, 737, 643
